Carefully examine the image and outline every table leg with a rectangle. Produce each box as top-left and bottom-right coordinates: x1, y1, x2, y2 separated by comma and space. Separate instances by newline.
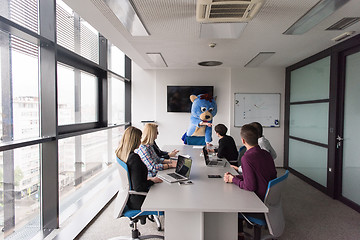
164, 211, 204, 240
204, 212, 237, 240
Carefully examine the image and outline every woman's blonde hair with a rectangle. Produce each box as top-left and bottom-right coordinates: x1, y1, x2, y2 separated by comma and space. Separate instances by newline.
141, 123, 158, 145
115, 126, 142, 163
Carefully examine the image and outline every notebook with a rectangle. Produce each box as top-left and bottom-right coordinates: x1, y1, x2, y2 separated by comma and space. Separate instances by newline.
202, 146, 226, 167
157, 155, 192, 183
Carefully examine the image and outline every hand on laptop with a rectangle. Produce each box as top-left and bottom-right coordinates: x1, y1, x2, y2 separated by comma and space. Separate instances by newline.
149, 177, 163, 183
168, 149, 179, 158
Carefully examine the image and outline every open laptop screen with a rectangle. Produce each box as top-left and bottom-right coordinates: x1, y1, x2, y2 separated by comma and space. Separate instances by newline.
176, 155, 192, 178
202, 146, 210, 163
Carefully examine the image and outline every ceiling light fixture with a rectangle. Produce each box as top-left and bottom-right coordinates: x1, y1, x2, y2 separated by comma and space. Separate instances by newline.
331, 31, 355, 42
244, 52, 275, 67
104, 0, 149, 36
146, 53, 168, 67
283, 0, 350, 35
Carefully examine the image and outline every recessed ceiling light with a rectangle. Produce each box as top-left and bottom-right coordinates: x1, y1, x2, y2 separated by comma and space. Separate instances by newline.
283, 0, 350, 35
198, 61, 223, 67
146, 53, 168, 67
104, 0, 149, 36
245, 52, 275, 67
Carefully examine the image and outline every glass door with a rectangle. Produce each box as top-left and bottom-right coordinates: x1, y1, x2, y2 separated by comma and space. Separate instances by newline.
338, 47, 360, 210
287, 56, 331, 191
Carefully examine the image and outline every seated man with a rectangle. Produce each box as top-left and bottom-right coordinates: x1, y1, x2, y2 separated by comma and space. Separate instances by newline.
208, 124, 238, 161
250, 122, 277, 160
223, 124, 276, 201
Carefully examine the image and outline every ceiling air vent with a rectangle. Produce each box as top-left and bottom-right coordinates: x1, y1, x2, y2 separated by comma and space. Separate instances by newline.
196, 0, 266, 23
326, 17, 360, 30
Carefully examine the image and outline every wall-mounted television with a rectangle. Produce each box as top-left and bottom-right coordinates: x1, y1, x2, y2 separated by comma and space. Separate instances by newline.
167, 86, 214, 112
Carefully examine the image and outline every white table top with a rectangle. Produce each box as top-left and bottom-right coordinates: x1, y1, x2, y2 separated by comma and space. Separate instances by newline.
142, 145, 268, 213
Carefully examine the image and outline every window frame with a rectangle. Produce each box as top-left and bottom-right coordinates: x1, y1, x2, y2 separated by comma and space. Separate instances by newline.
0, 0, 131, 238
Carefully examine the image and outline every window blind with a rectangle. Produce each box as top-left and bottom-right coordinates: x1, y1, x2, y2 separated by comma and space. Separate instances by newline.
0, 0, 39, 33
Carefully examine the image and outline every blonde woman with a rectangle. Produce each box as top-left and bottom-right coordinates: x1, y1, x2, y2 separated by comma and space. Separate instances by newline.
135, 123, 177, 177
150, 124, 179, 159
116, 126, 162, 210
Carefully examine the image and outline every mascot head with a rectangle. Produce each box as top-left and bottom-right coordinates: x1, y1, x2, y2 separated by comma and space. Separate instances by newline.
190, 94, 217, 121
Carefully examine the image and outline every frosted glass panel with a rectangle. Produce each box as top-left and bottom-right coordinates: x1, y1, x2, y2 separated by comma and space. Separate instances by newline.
342, 51, 360, 205
290, 56, 330, 102
289, 139, 327, 186
289, 103, 329, 144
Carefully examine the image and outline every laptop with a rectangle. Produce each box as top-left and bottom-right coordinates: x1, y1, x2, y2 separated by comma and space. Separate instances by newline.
202, 147, 226, 167
157, 155, 192, 183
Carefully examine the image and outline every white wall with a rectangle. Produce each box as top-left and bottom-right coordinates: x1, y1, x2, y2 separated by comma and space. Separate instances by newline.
230, 68, 285, 167
154, 69, 231, 147
132, 65, 285, 167
131, 62, 156, 130
132, 67, 231, 146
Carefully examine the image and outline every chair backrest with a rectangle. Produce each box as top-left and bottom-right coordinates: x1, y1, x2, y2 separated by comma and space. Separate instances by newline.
113, 157, 131, 218
237, 146, 246, 163
263, 170, 289, 237
186, 136, 206, 145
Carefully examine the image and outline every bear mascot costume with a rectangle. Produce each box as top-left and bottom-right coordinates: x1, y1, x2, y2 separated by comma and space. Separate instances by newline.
181, 94, 217, 145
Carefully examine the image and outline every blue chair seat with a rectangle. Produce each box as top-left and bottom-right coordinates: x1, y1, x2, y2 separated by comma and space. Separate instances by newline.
122, 206, 164, 218
239, 212, 266, 226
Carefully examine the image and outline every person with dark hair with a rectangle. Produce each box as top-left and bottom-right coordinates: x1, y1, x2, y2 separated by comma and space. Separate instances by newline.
250, 122, 277, 160
223, 124, 277, 201
208, 124, 238, 161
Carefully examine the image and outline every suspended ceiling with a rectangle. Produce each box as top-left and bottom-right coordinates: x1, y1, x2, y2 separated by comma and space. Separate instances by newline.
63, 0, 360, 69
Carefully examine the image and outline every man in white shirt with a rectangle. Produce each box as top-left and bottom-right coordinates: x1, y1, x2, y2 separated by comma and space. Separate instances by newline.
251, 122, 277, 160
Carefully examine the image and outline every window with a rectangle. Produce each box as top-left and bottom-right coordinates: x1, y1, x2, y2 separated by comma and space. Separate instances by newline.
56, 0, 99, 64
57, 63, 98, 125
58, 127, 125, 222
1, 0, 132, 238
108, 42, 125, 77
0, 0, 39, 34
108, 74, 125, 125
0, 145, 41, 239
0, 31, 40, 143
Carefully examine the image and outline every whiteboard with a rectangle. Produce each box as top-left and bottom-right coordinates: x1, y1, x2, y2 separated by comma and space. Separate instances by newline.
234, 93, 280, 127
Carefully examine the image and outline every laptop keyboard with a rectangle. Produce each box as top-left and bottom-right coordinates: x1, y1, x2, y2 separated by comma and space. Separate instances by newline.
168, 173, 184, 180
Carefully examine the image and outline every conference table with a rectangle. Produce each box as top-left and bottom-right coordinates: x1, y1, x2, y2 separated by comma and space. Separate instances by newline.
141, 145, 268, 240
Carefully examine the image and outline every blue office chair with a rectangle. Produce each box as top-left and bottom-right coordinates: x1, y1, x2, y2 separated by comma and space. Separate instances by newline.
229, 146, 246, 167
239, 170, 289, 240
109, 157, 164, 240
181, 133, 206, 145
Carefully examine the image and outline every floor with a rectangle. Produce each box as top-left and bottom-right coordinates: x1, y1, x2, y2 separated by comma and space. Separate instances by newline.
76, 168, 360, 240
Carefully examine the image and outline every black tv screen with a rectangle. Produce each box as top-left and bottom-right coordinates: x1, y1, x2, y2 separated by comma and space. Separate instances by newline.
167, 86, 214, 112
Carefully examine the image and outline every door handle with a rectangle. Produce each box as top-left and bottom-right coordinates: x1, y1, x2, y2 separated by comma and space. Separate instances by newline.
336, 135, 344, 148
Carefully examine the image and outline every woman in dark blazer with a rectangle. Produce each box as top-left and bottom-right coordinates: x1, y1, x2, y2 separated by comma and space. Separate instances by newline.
115, 126, 162, 209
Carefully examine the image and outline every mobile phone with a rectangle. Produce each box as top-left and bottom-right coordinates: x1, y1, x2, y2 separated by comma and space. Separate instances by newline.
208, 175, 222, 178
178, 181, 193, 185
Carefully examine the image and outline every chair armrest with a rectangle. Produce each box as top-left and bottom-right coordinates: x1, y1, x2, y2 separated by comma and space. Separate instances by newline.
240, 213, 256, 226
129, 190, 147, 196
